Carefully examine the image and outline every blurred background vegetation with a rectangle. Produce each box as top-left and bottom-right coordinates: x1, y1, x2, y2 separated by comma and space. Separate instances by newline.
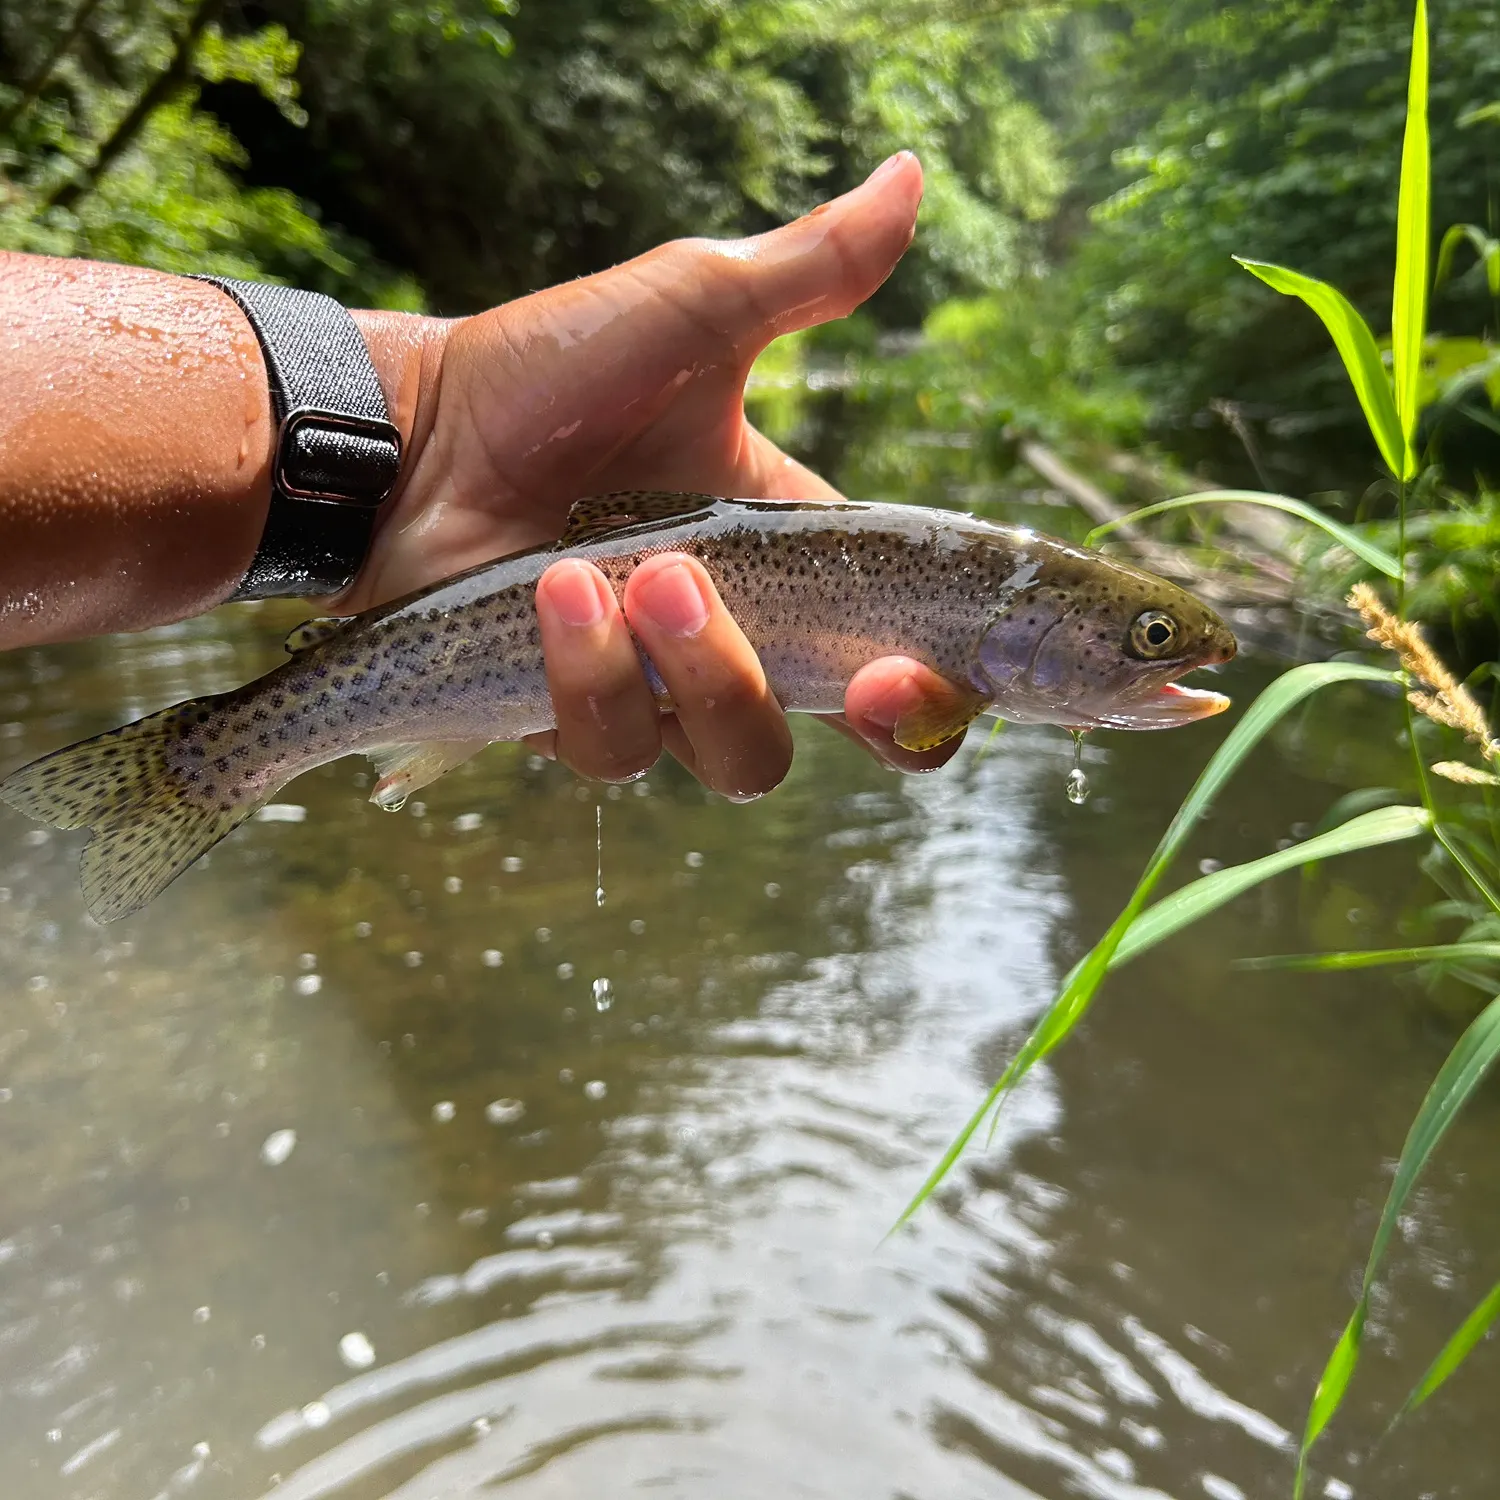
2, 0, 1498, 652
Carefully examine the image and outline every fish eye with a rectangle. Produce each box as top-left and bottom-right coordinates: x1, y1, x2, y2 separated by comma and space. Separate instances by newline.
1129, 609, 1180, 659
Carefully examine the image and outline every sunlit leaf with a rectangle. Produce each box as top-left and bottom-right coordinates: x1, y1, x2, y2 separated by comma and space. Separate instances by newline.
1237, 941, 1500, 972
895, 662, 1403, 1231
1392, 0, 1430, 468
1111, 807, 1430, 967
1434, 224, 1500, 297
1084, 490, 1401, 579
1295, 989, 1500, 1496
1234, 257, 1406, 479
1397, 1279, 1500, 1419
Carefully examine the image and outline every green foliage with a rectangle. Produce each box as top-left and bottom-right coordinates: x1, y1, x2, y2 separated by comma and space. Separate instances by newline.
1087, 489, 1403, 578
894, 661, 1406, 1230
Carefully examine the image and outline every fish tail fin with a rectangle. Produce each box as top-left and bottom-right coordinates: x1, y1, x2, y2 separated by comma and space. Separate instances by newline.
0, 701, 257, 922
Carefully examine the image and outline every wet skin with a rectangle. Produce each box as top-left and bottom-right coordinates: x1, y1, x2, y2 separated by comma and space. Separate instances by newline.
0, 153, 953, 796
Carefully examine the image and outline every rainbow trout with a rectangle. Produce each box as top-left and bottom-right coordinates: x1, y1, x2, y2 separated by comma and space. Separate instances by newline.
2, 492, 1235, 921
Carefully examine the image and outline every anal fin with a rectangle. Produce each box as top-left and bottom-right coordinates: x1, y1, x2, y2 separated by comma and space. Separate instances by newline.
366, 740, 491, 809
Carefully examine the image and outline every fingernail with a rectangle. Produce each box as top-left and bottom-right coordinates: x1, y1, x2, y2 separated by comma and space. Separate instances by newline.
635, 560, 711, 638
860, 670, 921, 731
544, 561, 606, 628
866, 151, 910, 185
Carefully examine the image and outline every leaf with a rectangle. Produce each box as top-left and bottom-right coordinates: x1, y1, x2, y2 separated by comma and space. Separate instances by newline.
1084, 490, 1402, 580
1397, 1279, 1500, 1419
893, 662, 1403, 1231
1110, 807, 1430, 968
1434, 224, 1498, 293
1295, 989, 1500, 1496
1392, 0, 1430, 474
1234, 257, 1406, 479
1236, 942, 1500, 972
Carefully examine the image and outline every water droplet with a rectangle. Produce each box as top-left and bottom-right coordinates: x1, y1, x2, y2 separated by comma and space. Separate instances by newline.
534, 926, 551, 943
354, 921, 372, 938
481, 949, 504, 968
46, 1429, 61, 1444
556, 962, 575, 980
431, 1100, 456, 1123
485, 1098, 524, 1125
1065, 767, 1090, 805
584, 1079, 607, 1101
298, 952, 317, 971
382, 796, 407, 813
629, 919, 646, 936
339, 1332, 376, 1369
409, 801, 426, 818
403, 950, 423, 968
685, 850, 704, 868
295, 974, 322, 996
502, 855, 523, 873
260, 1129, 297, 1166
473, 1417, 491, 1436
452, 812, 483, 832
595, 803, 605, 907
193, 1306, 211, 1324
444, 876, 462, 894
252, 1333, 266, 1350
558, 1068, 574, 1084
1198, 857, 1223, 875
592, 977, 613, 1011
301, 1401, 331, 1430
764, 882, 781, 898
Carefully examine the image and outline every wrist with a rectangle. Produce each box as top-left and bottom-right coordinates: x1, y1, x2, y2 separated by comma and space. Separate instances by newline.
333, 308, 451, 610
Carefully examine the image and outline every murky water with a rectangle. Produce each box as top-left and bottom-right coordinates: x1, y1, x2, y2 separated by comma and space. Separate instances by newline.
1, 596, 1496, 1500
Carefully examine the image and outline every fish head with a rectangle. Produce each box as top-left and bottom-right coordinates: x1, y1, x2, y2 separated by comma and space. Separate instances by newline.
971, 547, 1237, 731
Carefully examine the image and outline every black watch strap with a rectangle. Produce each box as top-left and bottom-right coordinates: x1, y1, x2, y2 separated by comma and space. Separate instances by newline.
191, 275, 402, 600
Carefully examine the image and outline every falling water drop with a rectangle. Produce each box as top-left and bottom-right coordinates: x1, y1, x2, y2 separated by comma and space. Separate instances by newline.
1066, 730, 1091, 805
381, 796, 406, 813
592, 977, 613, 1012
595, 803, 605, 907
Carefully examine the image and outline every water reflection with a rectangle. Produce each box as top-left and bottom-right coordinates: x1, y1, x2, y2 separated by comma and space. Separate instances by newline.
0, 608, 1494, 1499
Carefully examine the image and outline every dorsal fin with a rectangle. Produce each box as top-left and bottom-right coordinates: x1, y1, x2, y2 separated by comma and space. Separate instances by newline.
559, 490, 720, 546
284, 616, 354, 654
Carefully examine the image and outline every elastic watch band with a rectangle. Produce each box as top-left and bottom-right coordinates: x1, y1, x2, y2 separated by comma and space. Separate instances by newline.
190, 275, 402, 601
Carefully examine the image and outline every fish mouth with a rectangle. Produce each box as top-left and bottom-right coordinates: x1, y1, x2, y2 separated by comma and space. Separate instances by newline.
1090, 678, 1232, 731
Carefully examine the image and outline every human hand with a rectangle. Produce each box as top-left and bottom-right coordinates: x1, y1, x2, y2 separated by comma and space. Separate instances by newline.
345, 152, 964, 793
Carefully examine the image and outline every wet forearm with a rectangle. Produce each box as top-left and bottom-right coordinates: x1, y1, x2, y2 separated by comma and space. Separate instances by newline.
0, 253, 439, 648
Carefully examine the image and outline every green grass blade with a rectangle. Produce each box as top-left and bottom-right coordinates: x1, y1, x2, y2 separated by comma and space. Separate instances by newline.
1296, 988, 1500, 1494
1397, 1279, 1500, 1419
1237, 942, 1500, 972
893, 662, 1403, 1231
1110, 807, 1430, 968
1083, 490, 1402, 579
1434, 224, 1494, 290
1392, 0, 1430, 477
1234, 257, 1405, 478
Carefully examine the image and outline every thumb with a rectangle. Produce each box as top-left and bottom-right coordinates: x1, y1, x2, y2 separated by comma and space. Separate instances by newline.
638, 151, 924, 360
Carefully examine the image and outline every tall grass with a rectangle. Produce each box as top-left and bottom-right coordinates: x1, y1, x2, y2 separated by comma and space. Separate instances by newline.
900, 3, 1500, 1492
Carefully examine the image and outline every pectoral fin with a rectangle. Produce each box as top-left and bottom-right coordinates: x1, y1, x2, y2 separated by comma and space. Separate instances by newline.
366, 740, 492, 809
892, 682, 989, 753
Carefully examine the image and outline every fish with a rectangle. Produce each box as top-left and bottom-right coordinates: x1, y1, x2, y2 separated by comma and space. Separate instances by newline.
0, 491, 1236, 922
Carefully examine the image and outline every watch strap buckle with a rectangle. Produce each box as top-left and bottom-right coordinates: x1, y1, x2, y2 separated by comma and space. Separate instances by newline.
276, 408, 403, 506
